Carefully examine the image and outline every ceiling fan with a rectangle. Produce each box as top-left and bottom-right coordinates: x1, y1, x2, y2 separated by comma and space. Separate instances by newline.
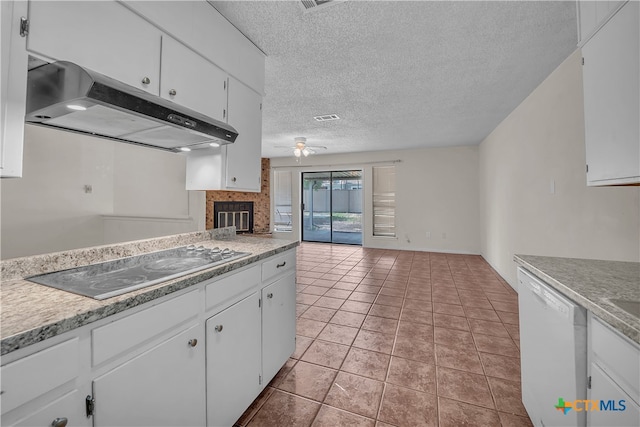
276, 137, 327, 160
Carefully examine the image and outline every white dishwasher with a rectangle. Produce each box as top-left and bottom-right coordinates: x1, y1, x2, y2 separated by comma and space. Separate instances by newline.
518, 267, 588, 426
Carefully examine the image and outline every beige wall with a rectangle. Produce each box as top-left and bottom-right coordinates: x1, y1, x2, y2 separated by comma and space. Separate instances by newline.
0, 125, 205, 259
271, 145, 480, 254
478, 50, 640, 288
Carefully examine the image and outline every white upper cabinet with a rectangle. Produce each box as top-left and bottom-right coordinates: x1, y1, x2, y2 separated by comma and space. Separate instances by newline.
27, 1, 162, 94
185, 78, 263, 192
1, 0, 28, 178
160, 36, 228, 122
6, 0, 264, 184
225, 78, 263, 192
582, 1, 639, 186
121, 0, 265, 96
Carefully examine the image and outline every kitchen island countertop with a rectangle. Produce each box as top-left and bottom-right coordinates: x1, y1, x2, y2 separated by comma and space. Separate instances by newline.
1, 231, 298, 355
514, 254, 640, 345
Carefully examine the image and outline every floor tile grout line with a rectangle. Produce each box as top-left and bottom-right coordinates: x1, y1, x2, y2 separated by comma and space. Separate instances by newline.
292, 244, 527, 425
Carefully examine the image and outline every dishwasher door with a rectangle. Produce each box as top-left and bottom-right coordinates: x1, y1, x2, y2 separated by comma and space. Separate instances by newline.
518, 267, 588, 426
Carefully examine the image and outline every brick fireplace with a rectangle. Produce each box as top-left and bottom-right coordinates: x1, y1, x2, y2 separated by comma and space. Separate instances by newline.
205, 158, 271, 234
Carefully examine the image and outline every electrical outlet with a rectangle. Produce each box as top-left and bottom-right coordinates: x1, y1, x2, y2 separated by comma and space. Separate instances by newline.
425, 231, 431, 238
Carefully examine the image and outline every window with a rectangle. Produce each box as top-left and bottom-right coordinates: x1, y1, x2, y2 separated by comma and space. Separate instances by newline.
372, 166, 396, 237
273, 170, 292, 232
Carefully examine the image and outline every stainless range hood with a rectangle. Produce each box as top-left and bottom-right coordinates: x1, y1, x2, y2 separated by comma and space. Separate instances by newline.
25, 61, 238, 151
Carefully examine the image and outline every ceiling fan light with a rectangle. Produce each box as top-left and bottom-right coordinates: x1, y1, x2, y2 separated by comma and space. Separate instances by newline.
294, 148, 302, 157
302, 148, 310, 156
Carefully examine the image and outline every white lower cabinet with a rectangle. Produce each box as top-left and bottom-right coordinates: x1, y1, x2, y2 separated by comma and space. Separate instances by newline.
11, 390, 89, 427
206, 292, 262, 427
589, 364, 640, 426
1, 249, 296, 427
92, 323, 205, 427
262, 272, 296, 385
587, 314, 640, 426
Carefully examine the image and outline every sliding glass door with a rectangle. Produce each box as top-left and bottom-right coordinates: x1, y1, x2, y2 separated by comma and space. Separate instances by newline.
301, 171, 362, 245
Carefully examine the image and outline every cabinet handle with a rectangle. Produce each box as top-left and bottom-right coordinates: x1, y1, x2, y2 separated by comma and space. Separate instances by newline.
267, 292, 274, 299
188, 338, 198, 347
141, 76, 151, 85
276, 261, 286, 268
51, 418, 68, 427
214, 325, 223, 332
169, 89, 177, 96
231, 177, 237, 183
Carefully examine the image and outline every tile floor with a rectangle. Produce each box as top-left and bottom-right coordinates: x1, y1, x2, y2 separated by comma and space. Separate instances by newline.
235, 243, 533, 427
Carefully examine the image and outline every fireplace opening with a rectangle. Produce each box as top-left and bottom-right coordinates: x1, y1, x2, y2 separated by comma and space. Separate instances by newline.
213, 201, 254, 234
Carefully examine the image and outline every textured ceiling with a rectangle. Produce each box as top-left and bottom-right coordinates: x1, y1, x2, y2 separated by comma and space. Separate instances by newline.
210, 0, 577, 158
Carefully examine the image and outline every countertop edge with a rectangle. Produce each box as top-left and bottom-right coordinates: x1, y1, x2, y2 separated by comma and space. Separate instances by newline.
1, 240, 298, 355
514, 254, 640, 345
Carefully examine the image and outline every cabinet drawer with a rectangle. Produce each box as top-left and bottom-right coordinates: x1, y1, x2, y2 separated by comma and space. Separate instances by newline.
92, 290, 199, 366
206, 265, 261, 311
591, 316, 640, 403
8, 389, 89, 427
1, 338, 79, 414
261, 251, 296, 284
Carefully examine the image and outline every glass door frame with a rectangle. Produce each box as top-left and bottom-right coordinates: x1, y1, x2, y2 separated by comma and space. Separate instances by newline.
301, 170, 363, 245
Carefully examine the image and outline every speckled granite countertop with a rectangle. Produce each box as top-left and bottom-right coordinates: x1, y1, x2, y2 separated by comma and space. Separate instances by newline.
0, 231, 298, 355
514, 255, 640, 345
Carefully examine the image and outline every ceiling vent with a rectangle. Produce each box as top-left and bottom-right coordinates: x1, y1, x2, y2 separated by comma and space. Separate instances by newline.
313, 114, 340, 122
300, 0, 346, 13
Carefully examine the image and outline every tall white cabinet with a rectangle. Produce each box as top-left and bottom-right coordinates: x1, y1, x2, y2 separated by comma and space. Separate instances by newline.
580, 0, 639, 186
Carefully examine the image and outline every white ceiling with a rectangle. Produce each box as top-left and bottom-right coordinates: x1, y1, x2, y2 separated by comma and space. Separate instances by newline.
210, 0, 578, 158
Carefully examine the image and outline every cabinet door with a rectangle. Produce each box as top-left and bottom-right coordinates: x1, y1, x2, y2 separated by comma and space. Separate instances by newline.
92, 324, 205, 427
588, 364, 640, 426
1, 0, 28, 178
582, 1, 640, 185
225, 78, 263, 192
160, 35, 228, 121
27, 1, 161, 94
206, 292, 261, 427
8, 390, 89, 427
262, 272, 296, 385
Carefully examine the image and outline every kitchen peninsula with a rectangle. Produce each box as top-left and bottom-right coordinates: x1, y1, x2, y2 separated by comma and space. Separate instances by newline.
1, 230, 298, 426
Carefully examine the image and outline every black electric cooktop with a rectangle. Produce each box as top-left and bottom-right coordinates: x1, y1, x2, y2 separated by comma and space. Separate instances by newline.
27, 245, 251, 300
